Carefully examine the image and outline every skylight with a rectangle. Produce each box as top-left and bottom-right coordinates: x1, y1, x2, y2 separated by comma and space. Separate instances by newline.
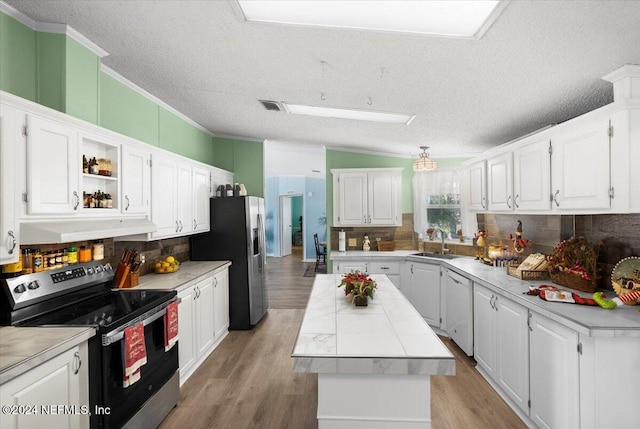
235, 0, 506, 39
282, 103, 415, 125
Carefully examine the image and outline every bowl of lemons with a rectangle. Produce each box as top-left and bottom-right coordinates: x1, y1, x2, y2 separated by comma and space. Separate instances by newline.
155, 255, 180, 274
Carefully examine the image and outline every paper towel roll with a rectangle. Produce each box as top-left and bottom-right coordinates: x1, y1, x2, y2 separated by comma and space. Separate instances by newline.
338, 230, 346, 252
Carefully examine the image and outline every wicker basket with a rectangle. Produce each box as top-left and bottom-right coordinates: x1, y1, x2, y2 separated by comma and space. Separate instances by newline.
377, 241, 396, 251
549, 269, 597, 293
506, 265, 550, 281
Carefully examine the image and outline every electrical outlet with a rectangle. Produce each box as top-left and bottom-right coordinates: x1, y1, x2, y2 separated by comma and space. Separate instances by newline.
140, 254, 146, 264
348, 238, 357, 247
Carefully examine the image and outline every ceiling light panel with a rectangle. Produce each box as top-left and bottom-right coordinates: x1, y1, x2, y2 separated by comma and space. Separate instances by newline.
236, 0, 504, 38
282, 103, 415, 125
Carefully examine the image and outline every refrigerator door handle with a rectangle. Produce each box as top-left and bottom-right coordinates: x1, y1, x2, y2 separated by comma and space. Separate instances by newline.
257, 213, 265, 273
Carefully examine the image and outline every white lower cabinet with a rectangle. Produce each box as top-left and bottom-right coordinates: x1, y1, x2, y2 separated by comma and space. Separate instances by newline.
401, 261, 441, 328
334, 260, 401, 288
0, 342, 89, 429
177, 268, 229, 385
443, 269, 473, 356
473, 284, 529, 415
529, 312, 579, 429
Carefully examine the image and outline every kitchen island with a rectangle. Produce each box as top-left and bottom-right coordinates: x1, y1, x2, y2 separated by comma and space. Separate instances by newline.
292, 273, 455, 429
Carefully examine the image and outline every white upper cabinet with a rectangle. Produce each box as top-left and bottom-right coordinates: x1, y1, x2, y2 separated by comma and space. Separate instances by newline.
192, 166, 210, 233
121, 144, 151, 216
151, 151, 179, 238
467, 161, 487, 211
25, 114, 80, 215
332, 168, 402, 227
513, 138, 551, 211
0, 105, 19, 263
210, 167, 234, 198
177, 162, 193, 234
486, 152, 514, 211
550, 117, 611, 210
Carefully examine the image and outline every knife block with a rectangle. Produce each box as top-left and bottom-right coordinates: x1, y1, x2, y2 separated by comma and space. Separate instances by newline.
122, 272, 139, 289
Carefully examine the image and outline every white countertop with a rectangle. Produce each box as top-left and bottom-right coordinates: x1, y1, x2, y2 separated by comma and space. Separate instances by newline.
331, 250, 640, 337
292, 274, 455, 376
134, 260, 231, 292
0, 326, 95, 384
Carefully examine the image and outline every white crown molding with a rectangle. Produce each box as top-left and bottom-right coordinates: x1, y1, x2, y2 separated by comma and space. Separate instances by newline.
100, 64, 215, 137
0, 1, 109, 57
211, 132, 265, 143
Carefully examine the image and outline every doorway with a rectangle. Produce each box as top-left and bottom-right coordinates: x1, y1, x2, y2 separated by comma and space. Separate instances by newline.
280, 194, 303, 259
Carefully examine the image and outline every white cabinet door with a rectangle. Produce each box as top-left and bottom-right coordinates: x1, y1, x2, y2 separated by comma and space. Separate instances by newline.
176, 162, 193, 234
192, 166, 210, 233
0, 105, 19, 263
25, 115, 80, 215
213, 268, 230, 340
0, 343, 88, 429
495, 296, 530, 414
177, 286, 197, 384
410, 263, 441, 327
151, 152, 178, 238
473, 284, 496, 379
468, 161, 486, 211
551, 117, 611, 210
367, 171, 400, 226
529, 312, 580, 429
487, 152, 514, 211
513, 139, 551, 211
336, 172, 367, 226
121, 144, 151, 215
195, 276, 215, 357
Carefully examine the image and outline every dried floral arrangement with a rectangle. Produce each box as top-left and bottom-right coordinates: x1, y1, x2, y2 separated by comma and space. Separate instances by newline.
547, 236, 598, 281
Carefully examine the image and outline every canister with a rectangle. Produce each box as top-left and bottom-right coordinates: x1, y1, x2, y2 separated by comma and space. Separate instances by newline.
1, 253, 22, 278
67, 247, 78, 264
33, 249, 43, 272
93, 241, 104, 261
21, 248, 33, 274
79, 246, 92, 263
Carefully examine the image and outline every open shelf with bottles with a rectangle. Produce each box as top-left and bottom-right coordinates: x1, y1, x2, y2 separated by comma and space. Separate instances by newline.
80, 134, 120, 214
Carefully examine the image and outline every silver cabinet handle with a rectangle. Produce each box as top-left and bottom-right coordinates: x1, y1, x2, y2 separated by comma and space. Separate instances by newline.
380, 266, 390, 270
73, 191, 80, 210
175, 221, 180, 233
506, 195, 512, 209
481, 196, 486, 209
125, 195, 130, 211
73, 351, 82, 375
553, 190, 560, 207
514, 194, 520, 208
368, 215, 371, 224
363, 216, 366, 224
489, 295, 495, 309
7, 230, 16, 254
193, 219, 197, 230
179, 220, 183, 232
411, 264, 414, 274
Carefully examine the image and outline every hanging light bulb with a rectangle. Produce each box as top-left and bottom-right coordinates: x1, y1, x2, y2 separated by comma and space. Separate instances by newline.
413, 146, 437, 172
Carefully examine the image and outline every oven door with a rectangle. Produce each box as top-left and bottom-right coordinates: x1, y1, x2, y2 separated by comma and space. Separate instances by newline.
90, 303, 179, 429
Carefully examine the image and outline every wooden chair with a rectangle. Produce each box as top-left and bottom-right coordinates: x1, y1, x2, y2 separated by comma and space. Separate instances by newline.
314, 233, 326, 272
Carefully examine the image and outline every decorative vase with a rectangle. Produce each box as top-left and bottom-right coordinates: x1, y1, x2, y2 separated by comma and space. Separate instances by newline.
354, 295, 368, 306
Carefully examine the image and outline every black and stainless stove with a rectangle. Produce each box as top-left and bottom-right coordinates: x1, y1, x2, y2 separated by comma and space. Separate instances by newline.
1, 262, 179, 429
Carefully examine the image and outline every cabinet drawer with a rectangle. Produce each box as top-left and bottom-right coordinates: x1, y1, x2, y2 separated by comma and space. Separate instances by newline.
368, 261, 400, 275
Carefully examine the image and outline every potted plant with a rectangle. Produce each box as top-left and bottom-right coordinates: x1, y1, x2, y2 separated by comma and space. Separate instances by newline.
339, 271, 377, 306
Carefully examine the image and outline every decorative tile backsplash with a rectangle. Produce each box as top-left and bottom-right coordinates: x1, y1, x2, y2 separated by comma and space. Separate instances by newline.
330, 214, 417, 251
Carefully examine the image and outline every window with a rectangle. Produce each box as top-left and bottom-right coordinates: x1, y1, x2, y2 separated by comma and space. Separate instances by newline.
413, 168, 476, 240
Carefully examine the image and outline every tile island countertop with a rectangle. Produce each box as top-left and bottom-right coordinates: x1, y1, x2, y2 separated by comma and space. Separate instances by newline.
292, 273, 455, 375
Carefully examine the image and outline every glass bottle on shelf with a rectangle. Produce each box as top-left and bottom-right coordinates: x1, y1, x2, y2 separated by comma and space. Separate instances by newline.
83, 155, 89, 174
90, 157, 99, 175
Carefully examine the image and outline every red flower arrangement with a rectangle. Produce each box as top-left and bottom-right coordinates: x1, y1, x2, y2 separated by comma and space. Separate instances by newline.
339, 270, 377, 304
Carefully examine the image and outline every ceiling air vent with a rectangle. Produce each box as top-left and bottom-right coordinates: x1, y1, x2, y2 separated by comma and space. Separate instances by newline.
258, 100, 282, 112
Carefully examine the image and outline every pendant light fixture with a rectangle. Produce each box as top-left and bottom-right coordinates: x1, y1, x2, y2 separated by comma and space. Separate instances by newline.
413, 146, 437, 172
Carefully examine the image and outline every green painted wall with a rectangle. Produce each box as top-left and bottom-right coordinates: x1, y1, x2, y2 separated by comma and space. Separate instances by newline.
99, 72, 160, 146
36, 32, 65, 112
212, 137, 235, 172
0, 13, 37, 101
65, 37, 99, 123
232, 139, 264, 197
159, 107, 214, 165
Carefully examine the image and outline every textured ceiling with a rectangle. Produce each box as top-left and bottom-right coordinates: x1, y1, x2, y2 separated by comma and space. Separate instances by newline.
5, 0, 640, 158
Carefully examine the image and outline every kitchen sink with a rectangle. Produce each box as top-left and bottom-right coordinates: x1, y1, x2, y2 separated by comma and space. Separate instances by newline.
410, 252, 460, 260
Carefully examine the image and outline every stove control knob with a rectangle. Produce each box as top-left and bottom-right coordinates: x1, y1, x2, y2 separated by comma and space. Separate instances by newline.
86, 267, 95, 275
95, 265, 103, 273
27, 281, 40, 290
13, 284, 26, 293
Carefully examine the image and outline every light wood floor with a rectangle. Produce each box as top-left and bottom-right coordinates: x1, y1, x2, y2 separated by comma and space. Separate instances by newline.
160, 257, 526, 429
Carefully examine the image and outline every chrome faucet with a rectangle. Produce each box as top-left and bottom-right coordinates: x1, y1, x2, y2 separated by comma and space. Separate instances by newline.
435, 228, 449, 254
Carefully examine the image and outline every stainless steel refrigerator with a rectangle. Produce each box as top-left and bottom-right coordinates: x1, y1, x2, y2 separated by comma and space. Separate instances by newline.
190, 196, 267, 329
